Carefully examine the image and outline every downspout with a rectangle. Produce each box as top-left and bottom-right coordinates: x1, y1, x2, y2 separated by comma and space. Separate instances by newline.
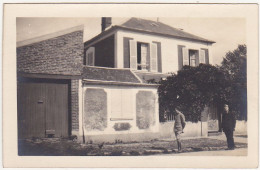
81, 80, 85, 143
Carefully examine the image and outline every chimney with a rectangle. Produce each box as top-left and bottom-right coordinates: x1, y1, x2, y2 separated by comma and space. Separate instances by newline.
101, 17, 112, 32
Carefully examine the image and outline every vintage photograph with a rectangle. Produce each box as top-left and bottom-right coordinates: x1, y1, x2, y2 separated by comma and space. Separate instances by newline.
16, 17, 247, 156
3, 3, 258, 168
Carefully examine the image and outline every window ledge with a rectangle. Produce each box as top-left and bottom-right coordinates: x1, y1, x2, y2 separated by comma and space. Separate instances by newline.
110, 118, 134, 121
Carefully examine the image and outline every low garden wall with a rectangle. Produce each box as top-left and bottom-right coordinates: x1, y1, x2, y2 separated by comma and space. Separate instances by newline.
159, 120, 247, 139
159, 121, 208, 139
235, 120, 247, 135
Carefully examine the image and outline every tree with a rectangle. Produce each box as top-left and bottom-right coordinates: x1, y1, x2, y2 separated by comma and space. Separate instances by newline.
219, 44, 247, 120
158, 64, 228, 122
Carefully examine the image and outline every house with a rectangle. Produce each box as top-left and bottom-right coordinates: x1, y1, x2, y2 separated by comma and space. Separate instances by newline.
17, 17, 223, 143
83, 18, 218, 140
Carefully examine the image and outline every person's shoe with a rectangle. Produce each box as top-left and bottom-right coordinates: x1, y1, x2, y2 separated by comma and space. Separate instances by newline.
225, 147, 235, 150
177, 150, 182, 153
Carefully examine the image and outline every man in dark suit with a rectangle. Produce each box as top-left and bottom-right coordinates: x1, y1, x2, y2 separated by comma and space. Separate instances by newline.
222, 104, 236, 150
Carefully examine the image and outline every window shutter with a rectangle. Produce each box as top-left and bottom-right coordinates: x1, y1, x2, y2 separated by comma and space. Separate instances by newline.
123, 37, 133, 68
205, 49, 209, 64
178, 45, 185, 70
129, 40, 137, 70
182, 47, 189, 66
86, 47, 95, 66
156, 42, 162, 72
199, 49, 206, 64
150, 43, 158, 72
140, 44, 147, 66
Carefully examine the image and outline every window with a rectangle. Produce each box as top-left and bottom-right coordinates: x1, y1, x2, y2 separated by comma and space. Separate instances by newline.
85, 47, 95, 66
189, 50, 197, 67
180, 46, 209, 69
129, 40, 158, 72
182, 48, 199, 67
137, 43, 148, 70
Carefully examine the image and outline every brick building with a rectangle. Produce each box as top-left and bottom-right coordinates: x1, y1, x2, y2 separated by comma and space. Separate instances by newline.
17, 26, 84, 138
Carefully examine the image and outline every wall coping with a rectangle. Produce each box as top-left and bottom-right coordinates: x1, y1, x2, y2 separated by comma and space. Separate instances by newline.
17, 25, 84, 47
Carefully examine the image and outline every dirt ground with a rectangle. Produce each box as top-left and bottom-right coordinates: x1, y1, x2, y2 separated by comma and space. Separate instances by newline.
18, 137, 247, 156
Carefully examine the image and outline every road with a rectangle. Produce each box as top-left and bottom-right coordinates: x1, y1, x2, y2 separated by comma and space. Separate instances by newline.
176, 148, 247, 156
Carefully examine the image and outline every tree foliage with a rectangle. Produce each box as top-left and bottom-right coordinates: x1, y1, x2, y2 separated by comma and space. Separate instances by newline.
219, 44, 247, 120
158, 64, 228, 122
158, 44, 247, 122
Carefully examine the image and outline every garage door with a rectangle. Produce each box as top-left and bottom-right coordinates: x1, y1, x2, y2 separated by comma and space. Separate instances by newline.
18, 80, 69, 139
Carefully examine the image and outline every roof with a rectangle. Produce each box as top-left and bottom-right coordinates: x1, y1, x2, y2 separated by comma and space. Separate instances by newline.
82, 66, 141, 83
120, 18, 215, 43
84, 18, 215, 46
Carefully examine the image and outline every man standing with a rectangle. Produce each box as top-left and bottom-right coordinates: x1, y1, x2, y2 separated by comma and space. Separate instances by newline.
222, 104, 236, 150
174, 107, 186, 152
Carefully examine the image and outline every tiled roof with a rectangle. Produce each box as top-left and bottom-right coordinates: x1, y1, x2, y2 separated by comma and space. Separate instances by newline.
84, 18, 215, 46
120, 18, 215, 43
133, 71, 170, 84
82, 66, 141, 83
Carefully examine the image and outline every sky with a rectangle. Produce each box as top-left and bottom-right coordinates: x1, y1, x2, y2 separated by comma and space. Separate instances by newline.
16, 17, 246, 65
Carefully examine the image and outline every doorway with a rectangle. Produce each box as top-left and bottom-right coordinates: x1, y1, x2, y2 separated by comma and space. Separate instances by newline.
17, 79, 69, 138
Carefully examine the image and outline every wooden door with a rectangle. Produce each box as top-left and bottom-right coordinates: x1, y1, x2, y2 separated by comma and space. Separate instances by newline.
18, 80, 69, 139
18, 82, 46, 138
45, 83, 68, 137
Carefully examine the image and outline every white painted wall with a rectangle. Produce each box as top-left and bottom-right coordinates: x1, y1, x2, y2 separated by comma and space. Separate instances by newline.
235, 120, 247, 135
116, 30, 213, 74
159, 121, 208, 139
78, 84, 159, 137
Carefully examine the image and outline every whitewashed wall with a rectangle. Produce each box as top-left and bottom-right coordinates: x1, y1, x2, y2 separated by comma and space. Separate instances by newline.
159, 121, 208, 139
159, 120, 247, 139
78, 84, 160, 139
115, 30, 213, 74
235, 120, 247, 135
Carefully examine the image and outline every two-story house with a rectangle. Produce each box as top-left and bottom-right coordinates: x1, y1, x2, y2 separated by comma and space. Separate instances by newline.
17, 17, 218, 143
81, 18, 217, 142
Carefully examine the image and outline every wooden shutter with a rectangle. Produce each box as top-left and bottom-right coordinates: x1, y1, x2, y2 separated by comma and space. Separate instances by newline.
182, 47, 189, 66
205, 49, 209, 64
178, 45, 185, 70
199, 49, 206, 64
194, 51, 199, 66
141, 44, 147, 66
123, 37, 133, 68
156, 42, 162, 72
150, 43, 158, 72
129, 40, 137, 70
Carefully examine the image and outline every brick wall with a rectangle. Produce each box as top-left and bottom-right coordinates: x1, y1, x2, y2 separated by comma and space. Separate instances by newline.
71, 79, 79, 131
17, 29, 84, 133
17, 30, 84, 75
